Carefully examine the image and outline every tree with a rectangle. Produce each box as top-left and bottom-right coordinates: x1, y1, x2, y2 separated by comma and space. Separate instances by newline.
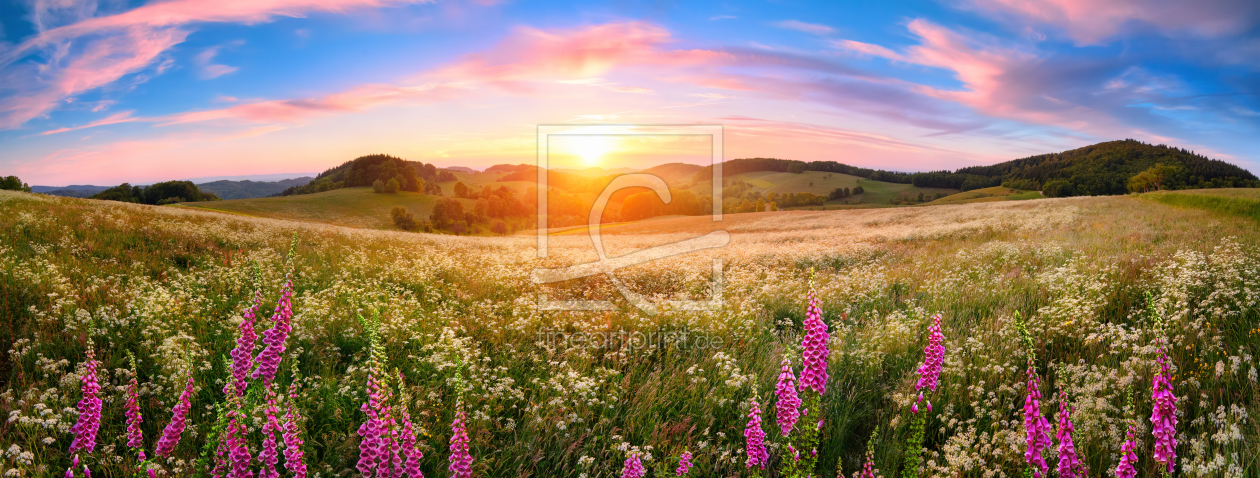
491, 221, 508, 236
430, 200, 450, 229
0, 176, 31, 192
391, 206, 418, 231
384, 178, 400, 193
853, 185, 864, 195
454, 182, 468, 198
1043, 179, 1075, 198
373, 179, 385, 193
755, 198, 765, 212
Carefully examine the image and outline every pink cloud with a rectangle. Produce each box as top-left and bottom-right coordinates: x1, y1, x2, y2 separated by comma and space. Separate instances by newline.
964, 0, 1260, 44
40, 111, 138, 135
194, 46, 240, 79
0, 26, 189, 128
832, 39, 906, 61
161, 22, 732, 126
0, 0, 437, 129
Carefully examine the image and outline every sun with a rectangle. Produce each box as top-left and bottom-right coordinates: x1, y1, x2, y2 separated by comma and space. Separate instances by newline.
570, 135, 614, 167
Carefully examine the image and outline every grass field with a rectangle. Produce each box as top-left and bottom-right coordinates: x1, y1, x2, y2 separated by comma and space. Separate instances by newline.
180, 187, 464, 229
4, 190, 1258, 477
927, 186, 1044, 205
1143, 188, 1260, 222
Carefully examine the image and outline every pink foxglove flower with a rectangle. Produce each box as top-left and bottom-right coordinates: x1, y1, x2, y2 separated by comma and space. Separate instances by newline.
155, 374, 195, 457
1055, 391, 1080, 478
1150, 351, 1178, 474
227, 414, 253, 478
774, 358, 801, 436
252, 276, 294, 388
449, 403, 473, 478
744, 398, 769, 470
259, 391, 281, 478
225, 288, 262, 397
675, 450, 693, 476
858, 446, 880, 478
1022, 368, 1051, 478
396, 374, 424, 478
798, 287, 830, 395
124, 365, 144, 450
915, 314, 945, 394
620, 452, 646, 478
357, 376, 384, 477
69, 344, 101, 454
283, 382, 308, 478
1115, 423, 1138, 478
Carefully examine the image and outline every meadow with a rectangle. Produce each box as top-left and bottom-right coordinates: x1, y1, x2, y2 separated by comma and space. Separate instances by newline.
1, 189, 1257, 477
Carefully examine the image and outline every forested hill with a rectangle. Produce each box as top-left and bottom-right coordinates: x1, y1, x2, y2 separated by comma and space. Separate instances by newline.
279, 154, 457, 196
690, 140, 1258, 197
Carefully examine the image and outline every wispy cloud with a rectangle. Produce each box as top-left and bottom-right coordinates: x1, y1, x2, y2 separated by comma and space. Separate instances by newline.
709, 15, 736, 21
963, 0, 1260, 45
194, 45, 240, 79
772, 20, 835, 36
39, 111, 138, 135
0, 0, 437, 129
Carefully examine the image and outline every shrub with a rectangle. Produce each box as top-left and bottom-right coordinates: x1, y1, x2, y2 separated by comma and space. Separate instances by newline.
391, 206, 418, 231
384, 178, 400, 193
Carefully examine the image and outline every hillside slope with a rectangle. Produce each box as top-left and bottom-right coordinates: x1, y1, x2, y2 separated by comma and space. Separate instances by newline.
179, 187, 475, 229
198, 177, 313, 199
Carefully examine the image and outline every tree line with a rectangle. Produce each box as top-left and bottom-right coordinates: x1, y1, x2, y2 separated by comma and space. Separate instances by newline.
90, 181, 220, 205
283, 154, 455, 196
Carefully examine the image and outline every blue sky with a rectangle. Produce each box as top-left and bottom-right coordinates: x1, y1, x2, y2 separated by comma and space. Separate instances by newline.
1, 0, 1258, 185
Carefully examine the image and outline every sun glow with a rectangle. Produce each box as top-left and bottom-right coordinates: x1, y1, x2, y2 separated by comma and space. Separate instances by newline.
568, 135, 616, 166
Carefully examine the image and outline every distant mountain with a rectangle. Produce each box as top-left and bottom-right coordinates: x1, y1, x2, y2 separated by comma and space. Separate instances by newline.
197, 177, 314, 199
444, 166, 479, 173
32, 184, 111, 197
691, 140, 1258, 197
642, 162, 703, 185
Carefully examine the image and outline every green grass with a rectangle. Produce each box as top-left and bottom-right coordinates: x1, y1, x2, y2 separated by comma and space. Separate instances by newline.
846, 179, 957, 206
926, 186, 1042, 205
1143, 188, 1260, 221
182, 187, 462, 229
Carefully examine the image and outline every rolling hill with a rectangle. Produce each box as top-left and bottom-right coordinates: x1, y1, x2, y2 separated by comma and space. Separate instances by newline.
927, 186, 1044, 206
198, 177, 313, 199
178, 187, 476, 230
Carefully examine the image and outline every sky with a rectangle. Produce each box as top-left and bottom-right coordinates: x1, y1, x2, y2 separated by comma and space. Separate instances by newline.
1, 0, 1258, 186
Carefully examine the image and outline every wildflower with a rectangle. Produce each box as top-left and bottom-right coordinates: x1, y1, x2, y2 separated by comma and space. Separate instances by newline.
226, 415, 253, 478
449, 401, 473, 478
252, 275, 294, 388
259, 391, 281, 478
124, 355, 143, 450
356, 378, 384, 476
620, 451, 646, 478
68, 343, 101, 454
396, 374, 424, 478
155, 373, 195, 457
675, 450, 692, 476
282, 382, 308, 478
1115, 423, 1138, 478
774, 358, 801, 436
858, 427, 880, 478
1022, 368, 1051, 478
1150, 351, 1178, 474
1055, 391, 1079, 478
798, 286, 830, 395
225, 287, 262, 397
915, 314, 945, 394
744, 398, 769, 470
